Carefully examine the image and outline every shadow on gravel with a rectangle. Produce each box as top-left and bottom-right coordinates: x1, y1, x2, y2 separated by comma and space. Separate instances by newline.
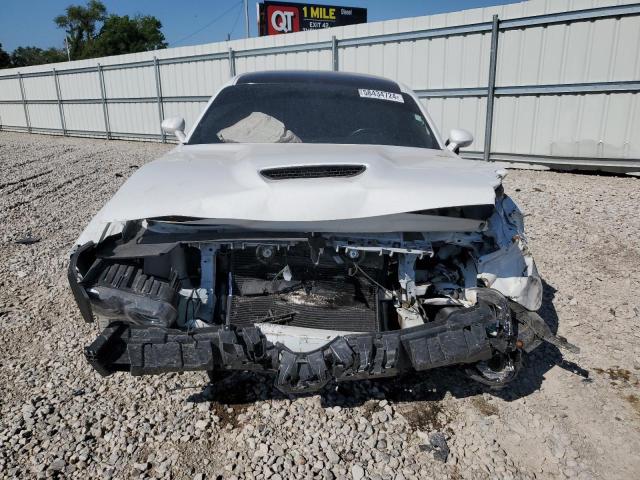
187, 368, 482, 409
186, 280, 590, 408
492, 280, 591, 402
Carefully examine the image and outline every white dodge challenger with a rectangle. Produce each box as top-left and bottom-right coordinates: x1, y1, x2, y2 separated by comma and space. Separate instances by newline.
69, 70, 572, 393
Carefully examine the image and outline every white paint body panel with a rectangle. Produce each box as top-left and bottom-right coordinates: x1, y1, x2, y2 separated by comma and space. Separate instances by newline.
75, 143, 503, 245
257, 324, 357, 352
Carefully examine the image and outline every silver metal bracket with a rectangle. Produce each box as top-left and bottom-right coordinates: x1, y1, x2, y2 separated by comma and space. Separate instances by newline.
398, 253, 419, 307
196, 243, 218, 321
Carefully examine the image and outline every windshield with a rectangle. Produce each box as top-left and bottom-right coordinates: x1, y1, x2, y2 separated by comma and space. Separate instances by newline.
188, 83, 440, 149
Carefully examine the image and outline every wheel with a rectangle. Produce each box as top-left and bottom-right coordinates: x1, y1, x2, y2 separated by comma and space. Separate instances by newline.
465, 351, 522, 389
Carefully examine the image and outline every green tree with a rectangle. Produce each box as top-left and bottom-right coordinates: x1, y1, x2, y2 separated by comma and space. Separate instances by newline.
0, 43, 12, 69
54, 0, 107, 59
6, 0, 168, 68
90, 15, 167, 57
10, 46, 67, 67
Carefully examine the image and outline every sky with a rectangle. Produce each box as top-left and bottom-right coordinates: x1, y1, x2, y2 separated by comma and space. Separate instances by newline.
0, 0, 520, 52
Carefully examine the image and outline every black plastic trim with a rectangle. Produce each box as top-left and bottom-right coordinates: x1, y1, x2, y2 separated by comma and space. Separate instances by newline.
68, 242, 96, 323
84, 290, 519, 393
260, 164, 366, 180
236, 70, 402, 93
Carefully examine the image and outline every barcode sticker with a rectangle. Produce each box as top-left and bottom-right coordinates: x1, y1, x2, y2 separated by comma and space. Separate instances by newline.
358, 89, 404, 103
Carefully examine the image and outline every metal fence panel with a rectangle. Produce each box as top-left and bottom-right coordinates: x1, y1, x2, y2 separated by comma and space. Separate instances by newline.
107, 102, 159, 135
26, 103, 61, 130
159, 59, 231, 97
103, 66, 157, 98
234, 49, 332, 75
421, 97, 488, 152
62, 103, 106, 132
22, 75, 57, 100
0, 0, 639, 172
492, 93, 640, 158
496, 16, 640, 86
0, 103, 28, 127
57, 71, 101, 99
0, 78, 22, 101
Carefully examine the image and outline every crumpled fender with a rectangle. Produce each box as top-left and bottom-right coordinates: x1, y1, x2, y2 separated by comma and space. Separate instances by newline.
478, 194, 543, 311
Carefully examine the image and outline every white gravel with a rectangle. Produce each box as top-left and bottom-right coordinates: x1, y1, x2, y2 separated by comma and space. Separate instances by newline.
0, 131, 639, 480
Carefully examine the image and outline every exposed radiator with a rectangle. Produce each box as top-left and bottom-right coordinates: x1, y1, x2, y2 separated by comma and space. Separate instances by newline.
227, 246, 383, 332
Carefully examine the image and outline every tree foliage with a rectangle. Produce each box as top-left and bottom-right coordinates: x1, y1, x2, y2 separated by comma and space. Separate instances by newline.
54, 0, 166, 59
0, 0, 167, 69
90, 15, 167, 57
54, 0, 107, 59
10, 47, 67, 68
0, 44, 12, 69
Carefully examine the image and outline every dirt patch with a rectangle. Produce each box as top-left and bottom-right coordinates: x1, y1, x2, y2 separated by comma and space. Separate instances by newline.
471, 397, 500, 417
361, 400, 383, 421
210, 402, 247, 429
594, 368, 637, 384
400, 401, 448, 432
626, 395, 640, 417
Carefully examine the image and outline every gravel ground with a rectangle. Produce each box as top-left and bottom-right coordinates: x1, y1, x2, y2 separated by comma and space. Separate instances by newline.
0, 131, 639, 480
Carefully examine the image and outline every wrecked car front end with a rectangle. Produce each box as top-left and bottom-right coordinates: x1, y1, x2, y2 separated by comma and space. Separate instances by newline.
69, 185, 553, 393
68, 70, 568, 393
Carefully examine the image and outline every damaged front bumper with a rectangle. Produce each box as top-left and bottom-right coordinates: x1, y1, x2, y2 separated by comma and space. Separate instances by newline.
85, 290, 547, 394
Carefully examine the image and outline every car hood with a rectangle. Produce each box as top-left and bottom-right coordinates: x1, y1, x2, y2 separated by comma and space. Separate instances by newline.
76, 143, 504, 245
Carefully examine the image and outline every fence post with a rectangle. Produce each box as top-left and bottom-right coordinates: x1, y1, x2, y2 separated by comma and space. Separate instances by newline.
17, 72, 31, 133
97, 64, 111, 140
483, 14, 500, 162
332, 36, 339, 71
153, 57, 166, 143
52, 68, 67, 136
228, 48, 236, 77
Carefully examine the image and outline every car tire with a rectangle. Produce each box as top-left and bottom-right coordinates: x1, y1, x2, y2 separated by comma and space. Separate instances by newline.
465, 351, 523, 389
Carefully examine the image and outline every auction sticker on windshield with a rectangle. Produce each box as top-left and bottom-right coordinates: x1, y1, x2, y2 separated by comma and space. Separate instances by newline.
358, 89, 404, 103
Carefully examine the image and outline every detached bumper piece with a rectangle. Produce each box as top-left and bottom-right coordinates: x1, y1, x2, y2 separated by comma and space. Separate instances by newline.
510, 301, 580, 354
85, 290, 517, 394
88, 262, 179, 328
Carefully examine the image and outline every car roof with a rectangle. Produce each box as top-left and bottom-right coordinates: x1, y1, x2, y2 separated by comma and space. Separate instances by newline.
235, 70, 402, 93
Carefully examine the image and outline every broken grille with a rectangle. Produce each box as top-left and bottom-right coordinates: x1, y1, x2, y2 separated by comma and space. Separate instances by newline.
260, 164, 366, 180
228, 246, 382, 332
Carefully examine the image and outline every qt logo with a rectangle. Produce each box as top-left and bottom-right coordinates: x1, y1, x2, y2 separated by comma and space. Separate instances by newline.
267, 5, 300, 34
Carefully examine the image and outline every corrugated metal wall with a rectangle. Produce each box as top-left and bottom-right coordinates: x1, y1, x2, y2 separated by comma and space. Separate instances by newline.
1, 0, 639, 171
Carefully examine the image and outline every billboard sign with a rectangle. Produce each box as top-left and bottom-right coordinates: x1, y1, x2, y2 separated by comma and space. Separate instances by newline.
258, 1, 367, 36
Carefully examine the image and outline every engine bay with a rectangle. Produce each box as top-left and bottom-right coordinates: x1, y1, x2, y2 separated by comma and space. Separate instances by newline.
79, 224, 500, 336
68, 194, 566, 391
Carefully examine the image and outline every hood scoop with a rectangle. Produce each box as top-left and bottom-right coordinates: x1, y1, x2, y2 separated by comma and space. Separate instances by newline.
260, 164, 366, 180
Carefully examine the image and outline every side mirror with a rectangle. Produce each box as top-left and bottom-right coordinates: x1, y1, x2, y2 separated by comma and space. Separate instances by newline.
446, 128, 473, 154
161, 117, 186, 142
